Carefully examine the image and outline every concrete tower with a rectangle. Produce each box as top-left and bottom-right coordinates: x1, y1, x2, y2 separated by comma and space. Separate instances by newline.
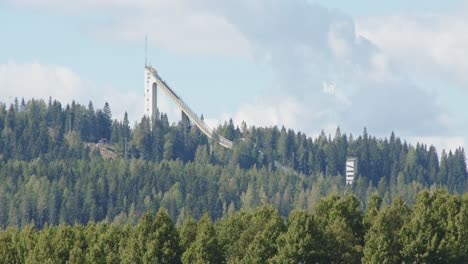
144, 66, 158, 119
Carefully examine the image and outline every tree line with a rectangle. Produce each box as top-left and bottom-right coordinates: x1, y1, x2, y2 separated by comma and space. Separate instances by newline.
0, 189, 466, 263
1, 98, 466, 191
0, 98, 467, 228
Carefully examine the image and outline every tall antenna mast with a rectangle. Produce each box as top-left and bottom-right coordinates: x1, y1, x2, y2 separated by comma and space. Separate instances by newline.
145, 33, 148, 67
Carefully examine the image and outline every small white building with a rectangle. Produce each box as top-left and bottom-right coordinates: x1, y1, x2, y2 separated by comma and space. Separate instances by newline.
346, 157, 357, 184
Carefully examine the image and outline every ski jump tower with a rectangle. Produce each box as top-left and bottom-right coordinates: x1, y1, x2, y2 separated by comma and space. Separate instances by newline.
144, 65, 233, 149
144, 66, 158, 119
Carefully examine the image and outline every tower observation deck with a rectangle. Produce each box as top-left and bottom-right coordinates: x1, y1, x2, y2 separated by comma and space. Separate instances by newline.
144, 65, 233, 149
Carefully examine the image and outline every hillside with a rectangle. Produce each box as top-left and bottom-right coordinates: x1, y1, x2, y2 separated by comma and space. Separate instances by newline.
0, 98, 466, 228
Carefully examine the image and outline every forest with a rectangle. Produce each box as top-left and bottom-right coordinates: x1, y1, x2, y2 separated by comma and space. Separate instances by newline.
0, 98, 466, 227
0, 98, 467, 262
0, 189, 466, 263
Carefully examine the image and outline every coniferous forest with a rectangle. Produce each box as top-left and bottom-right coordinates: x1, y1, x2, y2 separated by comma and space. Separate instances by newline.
0, 98, 467, 263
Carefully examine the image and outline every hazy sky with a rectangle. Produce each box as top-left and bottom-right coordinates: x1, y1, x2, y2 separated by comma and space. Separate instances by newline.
1, 0, 467, 153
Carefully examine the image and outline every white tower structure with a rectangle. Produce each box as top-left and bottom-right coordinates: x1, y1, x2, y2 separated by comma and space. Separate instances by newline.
346, 157, 357, 184
144, 65, 233, 149
144, 66, 158, 119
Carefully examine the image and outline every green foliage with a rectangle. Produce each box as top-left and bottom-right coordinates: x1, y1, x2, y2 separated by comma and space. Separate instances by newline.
182, 214, 223, 264
1, 98, 466, 193
240, 207, 285, 263
0, 192, 466, 263
314, 194, 364, 263
400, 189, 464, 263
123, 209, 182, 264
179, 214, 197, 251
271, 210, 324, 263
0, 98, 466, 229
362, 197, 411, 264
0, 98, 467, 263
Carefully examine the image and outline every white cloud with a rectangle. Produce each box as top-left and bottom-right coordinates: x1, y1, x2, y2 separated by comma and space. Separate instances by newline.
15, 0, 250, 56
357, 9, 468, 86
0, 61, 143, 124
410, 136, 466, 154
9, 0, 251, 56
231, 96, 303, 129
322, 81, 351, 107
0, 61, 83, 103
206, 1, 449, 140
9, 0, 153, 9
96, 10, 250, 56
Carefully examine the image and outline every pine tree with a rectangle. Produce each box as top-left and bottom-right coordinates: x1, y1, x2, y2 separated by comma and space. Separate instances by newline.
145, 208, 182, 263
362, 197, 410, 264
314, 195, 364, 263
180, 214, 197, 251
182, 213, 224, 264
271, 210, 325, 263
400, 189, 460, 263
241, 206, 285, 263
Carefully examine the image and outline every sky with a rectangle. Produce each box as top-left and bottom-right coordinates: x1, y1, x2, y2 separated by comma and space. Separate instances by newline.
1, 0, 467, 154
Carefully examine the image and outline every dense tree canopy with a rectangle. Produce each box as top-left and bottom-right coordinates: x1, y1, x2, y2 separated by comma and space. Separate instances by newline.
0, 191, 466, 263
0, 97, 467, 262
0, 98, 467, 228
